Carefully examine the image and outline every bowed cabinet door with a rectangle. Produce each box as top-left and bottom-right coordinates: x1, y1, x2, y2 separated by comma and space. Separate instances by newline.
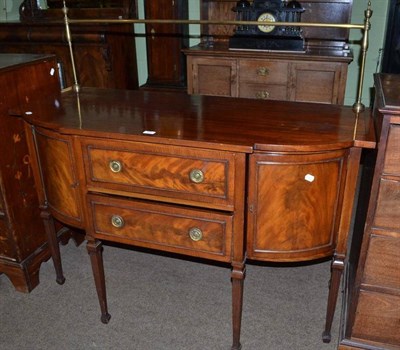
247, 149, 349, 262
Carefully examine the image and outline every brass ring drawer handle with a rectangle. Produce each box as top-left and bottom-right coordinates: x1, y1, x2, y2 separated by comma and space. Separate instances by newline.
111, 215, 125, 228
256, 67, 269, 76
189, 227, 203, 241
189, 169, 204, 183
109, 160, 122, 173
255, 91, 270, 100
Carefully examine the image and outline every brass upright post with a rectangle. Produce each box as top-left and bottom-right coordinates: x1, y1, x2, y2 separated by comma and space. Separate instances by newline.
353, 1, 373, 113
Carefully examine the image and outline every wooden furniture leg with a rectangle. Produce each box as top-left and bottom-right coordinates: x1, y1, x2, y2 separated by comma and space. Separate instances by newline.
87, 239, 111, 324
231, 261, 245, 350
40, 210, 65, 285
322, 254, 345, 343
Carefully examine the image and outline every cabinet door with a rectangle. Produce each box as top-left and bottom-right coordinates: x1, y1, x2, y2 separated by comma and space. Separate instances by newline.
145, 0, 188, 88
247, 150, 347, 262
34, 128, 83, 227
187, 56, 237, 97
289, 62, 347, 104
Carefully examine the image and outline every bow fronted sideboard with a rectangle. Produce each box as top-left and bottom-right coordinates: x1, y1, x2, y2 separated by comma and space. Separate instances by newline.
15, 55, 375, 349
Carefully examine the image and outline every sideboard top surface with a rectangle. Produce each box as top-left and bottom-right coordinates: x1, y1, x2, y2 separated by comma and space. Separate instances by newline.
23, 87, 375, 152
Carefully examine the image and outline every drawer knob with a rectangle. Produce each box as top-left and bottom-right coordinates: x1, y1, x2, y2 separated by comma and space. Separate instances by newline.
255, 91, 270, 100
189, 227, 203, 241
256, 67, 269, 76
109, 160, 122, 173
189, 169, 204, 183
111, 215, 125, 228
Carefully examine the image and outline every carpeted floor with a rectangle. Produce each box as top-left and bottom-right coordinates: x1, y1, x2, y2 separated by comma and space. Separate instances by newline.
0, 241, 342, 350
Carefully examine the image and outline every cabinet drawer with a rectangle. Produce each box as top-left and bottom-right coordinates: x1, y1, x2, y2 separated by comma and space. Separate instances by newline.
239, 83, 287, 100
82, 138, 239, 210
239, 60, 288, 84
384, 125, 400, 175
363, 235, 400, 290
374, 178, 400, 231
352, 290, 400, 347
88, 195, 233, 262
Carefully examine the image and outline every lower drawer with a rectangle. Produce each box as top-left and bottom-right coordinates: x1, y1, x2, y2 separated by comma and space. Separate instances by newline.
239, 83, 287, 100
352, 290, 400, 347
88, 194, 233, 262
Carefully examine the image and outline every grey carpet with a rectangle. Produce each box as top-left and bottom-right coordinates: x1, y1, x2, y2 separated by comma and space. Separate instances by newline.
0, 242, 342, 350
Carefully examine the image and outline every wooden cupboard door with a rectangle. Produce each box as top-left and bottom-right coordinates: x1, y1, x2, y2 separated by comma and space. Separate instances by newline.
289, 61, 346, 104
187, 56, 237, 97
247, 150, 347, 262
144, 0, 188, 88
34, 128, 83, 227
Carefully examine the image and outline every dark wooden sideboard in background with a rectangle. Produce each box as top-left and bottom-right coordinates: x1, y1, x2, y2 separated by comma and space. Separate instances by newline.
0, 0, 139, 90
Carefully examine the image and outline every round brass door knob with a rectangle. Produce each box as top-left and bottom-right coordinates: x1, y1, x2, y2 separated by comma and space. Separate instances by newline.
111, 215, 125, 228
189, 227, 203, 241
189, 169, 204, 183
109, 160, 122, 173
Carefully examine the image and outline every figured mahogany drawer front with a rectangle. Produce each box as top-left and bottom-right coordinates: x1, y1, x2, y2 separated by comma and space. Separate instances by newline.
239, 60, 288, 84
239, 83, 287, 101
82, 139, 237, 209
363, 235, 400, 290
374, 178, 400, 231
383, 125, 400, 175
352, 290, 400, 347
89, 195, 233, 262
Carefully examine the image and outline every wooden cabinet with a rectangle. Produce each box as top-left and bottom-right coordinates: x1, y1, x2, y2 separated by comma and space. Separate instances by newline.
186, 45, 350, 104
185, 0, 353, 104
21, 85, 375, 348
339, 74, 400, 350
0, 54, 59, 292
0, 0, 138, 90
143, 0, 188, 90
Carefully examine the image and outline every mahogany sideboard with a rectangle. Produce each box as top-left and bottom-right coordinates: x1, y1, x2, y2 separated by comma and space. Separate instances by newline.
19, 58, 375, 349
0, 54, 62, 292
339, 74, 400, 350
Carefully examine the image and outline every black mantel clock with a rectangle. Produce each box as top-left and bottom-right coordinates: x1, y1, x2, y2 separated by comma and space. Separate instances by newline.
229, 0, 305, 51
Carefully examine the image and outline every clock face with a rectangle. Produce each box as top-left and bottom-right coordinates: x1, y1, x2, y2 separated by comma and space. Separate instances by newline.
257, 12, 276, 33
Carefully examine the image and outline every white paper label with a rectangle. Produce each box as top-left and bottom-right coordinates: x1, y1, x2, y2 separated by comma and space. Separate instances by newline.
305, 174, 315, 182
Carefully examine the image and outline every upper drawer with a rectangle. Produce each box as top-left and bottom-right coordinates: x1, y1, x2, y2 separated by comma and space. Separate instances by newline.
81, 138, 241, 210
239, 60, 288, 84
383, 125, 400, 175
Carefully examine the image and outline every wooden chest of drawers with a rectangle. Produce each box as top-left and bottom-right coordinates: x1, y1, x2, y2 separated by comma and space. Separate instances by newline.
339, 74, 400, 350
